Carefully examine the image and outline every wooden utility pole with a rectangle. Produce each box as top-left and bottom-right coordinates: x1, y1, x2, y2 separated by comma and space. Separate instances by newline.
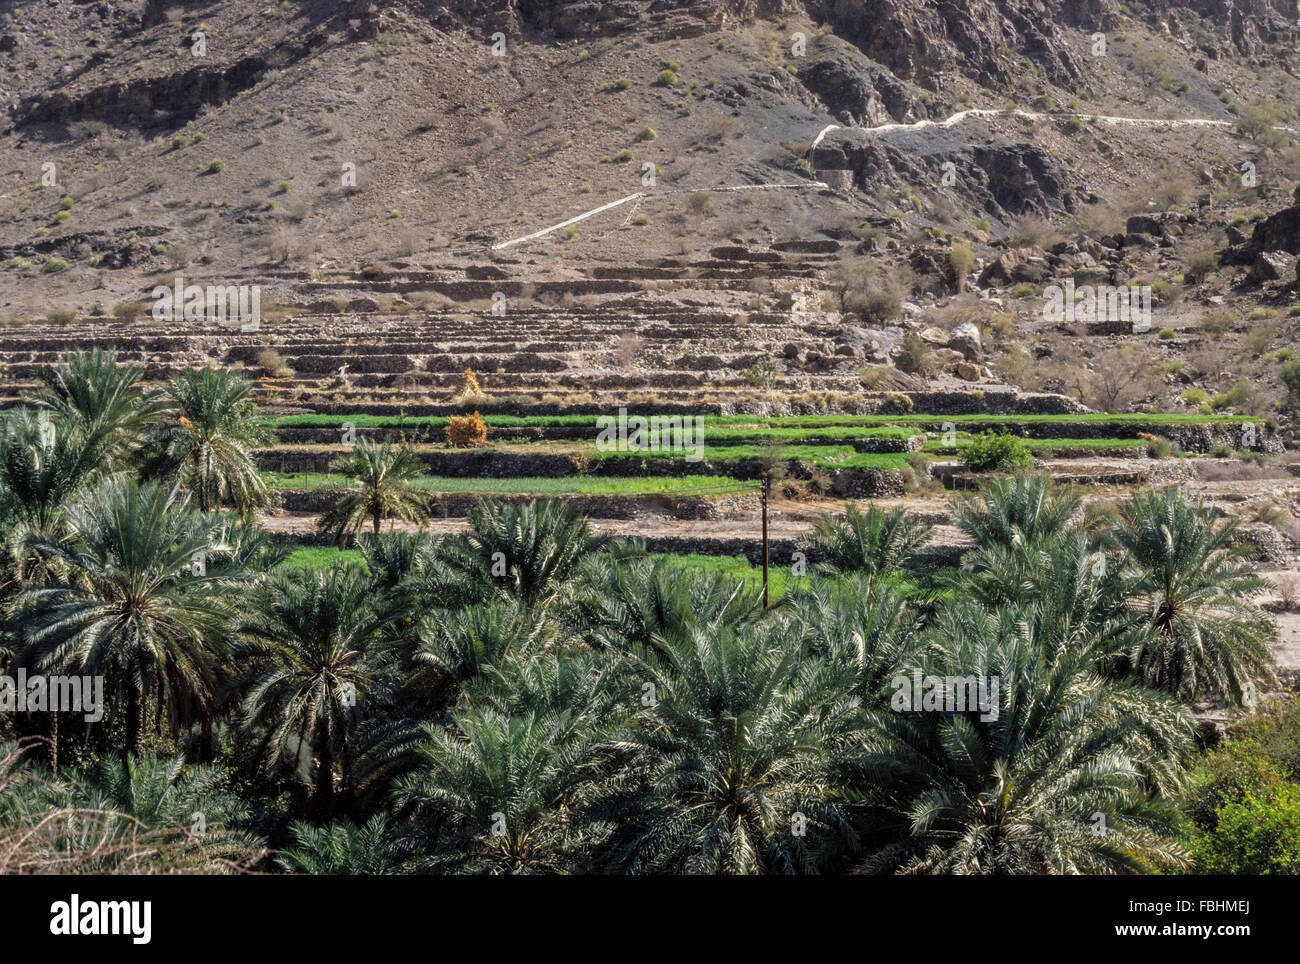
756, 443, 786, 611
761, 475, 770, 609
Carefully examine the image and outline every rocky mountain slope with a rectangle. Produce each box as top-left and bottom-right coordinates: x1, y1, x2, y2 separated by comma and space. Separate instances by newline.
0, 0, 1296, 433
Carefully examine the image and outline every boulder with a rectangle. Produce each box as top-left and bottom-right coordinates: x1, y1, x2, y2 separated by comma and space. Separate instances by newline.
978, 249, 1031, 286
949, 321, 983, 360
1248, 250, 1292, 283
836, 325, 903, 361
1251, 204, 1300, 254
1125, 214, 1165, 236
954, 361, 982, 382
1121, 232, 1158, 250
918, 326, 950, 346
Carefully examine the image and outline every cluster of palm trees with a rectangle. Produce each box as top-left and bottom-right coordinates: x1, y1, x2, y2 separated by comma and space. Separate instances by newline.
0, 351, 1280, 873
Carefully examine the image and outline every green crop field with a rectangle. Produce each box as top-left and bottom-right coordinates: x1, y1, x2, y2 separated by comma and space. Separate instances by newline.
923, 436, 1151, 453
268, 473, 760, 495
262, 411, 1258, 430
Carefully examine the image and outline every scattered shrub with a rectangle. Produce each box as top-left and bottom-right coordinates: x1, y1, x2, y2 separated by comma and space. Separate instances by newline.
1145, 435, 1173, 459
844, 285, 902, 325
1185, 249, 1219, 283
961, 432, 1034, 473
948, 242, 975, 287
1280, 359, 1300, 406
894, 333, 933, 375
112, 301, 146, 323
742, 359, 779, 389
685, 190, 712, 215
1198, 310, 1236, 335
450, 368, 486, 405
256, 348, 293, 378
445, 412, 488, 447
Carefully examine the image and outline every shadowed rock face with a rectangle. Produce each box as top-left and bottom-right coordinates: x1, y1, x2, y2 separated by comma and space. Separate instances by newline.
814, 129, 1078, 220
797, 47, 921, 127
411, 0, 1297, 66
1250, 204, 1300, 254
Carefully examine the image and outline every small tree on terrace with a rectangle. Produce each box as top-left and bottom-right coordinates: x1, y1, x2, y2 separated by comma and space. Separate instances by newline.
318, 437, 431, 547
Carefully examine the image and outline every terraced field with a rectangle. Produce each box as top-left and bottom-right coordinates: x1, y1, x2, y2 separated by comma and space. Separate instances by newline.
255, 404, 1297, 551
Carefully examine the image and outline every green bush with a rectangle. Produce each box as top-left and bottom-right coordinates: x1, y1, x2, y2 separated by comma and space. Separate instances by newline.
1190, 784, 1300, 874
893, 333, 932, 375
741, 358, 779, 389
1183, 700, 1300, 874
1281, 360, 1300, 405
961, 431, 1034, 473
207, 158, 226, 174
1185, 249, 1219, 283
843, 286, 901, 325
1145, 435, 1173, 459
1181, 386, 1211, 411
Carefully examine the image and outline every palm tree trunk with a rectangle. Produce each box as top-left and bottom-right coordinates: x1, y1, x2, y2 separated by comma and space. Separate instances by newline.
341, 736, 353, 814
126, 688, 144, 758
48, 709, 59, 777
761, 478, 770, 609
373, 510, 382, 534
315, 721, 334, 813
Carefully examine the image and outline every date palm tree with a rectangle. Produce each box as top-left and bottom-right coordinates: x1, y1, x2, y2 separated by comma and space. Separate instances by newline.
317, 437, 430, 548
425, 499, 610, 609
562, 555, 762, 654
403, 599, 555, 717
587, 624, 862, 873
0, 409, 115, 595
952, 471, 1081, 552
15, 478, 229, 758
146, 368, 270, 516
847, 604, 1196, 874
786, 574, 931, 708
0, 744, 261, 873
392, 705, 600, 874
276, 815, 402, 874
810, 504, 934, 579
1107, 487, 1276, 705
230, 565, 395, 814
34, 348, 167, 467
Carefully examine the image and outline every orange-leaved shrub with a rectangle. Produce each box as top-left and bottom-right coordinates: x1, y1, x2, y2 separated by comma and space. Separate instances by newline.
445, 411, 487, 447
